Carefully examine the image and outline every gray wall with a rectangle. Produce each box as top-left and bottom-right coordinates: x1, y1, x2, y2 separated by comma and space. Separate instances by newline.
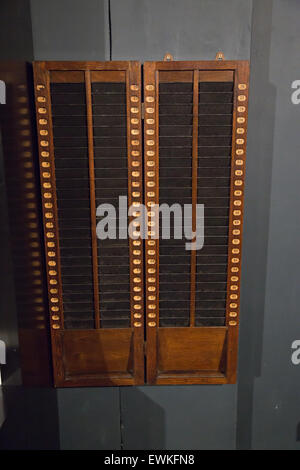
238, 0, 300, 450
1, 0, 299, 449
30, 0, 108, 60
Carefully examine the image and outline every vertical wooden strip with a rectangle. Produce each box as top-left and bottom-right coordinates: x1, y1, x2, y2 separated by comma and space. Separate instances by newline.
33, 63, 64, 385
144, 62, 159, 384
127, 62, 144, 384
225, 62, 249, 383
85, 70, 100, 329
189, 70, 199, 327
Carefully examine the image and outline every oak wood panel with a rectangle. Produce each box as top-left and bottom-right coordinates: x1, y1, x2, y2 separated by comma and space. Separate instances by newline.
158, 327, 227, 373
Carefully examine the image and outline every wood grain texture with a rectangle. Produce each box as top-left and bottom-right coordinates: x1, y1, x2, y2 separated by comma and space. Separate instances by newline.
190, 70, 199, 326
144, 60, 250, 385
33, 61, 144, 387
85, 70, 100, 329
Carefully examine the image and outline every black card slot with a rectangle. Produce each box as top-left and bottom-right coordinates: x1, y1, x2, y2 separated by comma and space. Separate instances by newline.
198, 166, 231, 175
160, 105, 193, 115
159, 83, 193, 93
160, 137, 192, 147
55, 158, 88, 169
92, 82, 126, 94
94, 137, 127, 147
160, 274, 190, 283
57, 200, 89, 210
51, 83, 85, 93
198, 146, 232, 156
196, 197, 229, 207
199, 82, 233, 92
197, 187, 230, 198
93, 105, 126, 115
158, 282, 190, 292
61, 266, 92, 276
196, 273, 227, 282
60, 247, 92, 256
100, 301, 130, 311
196, 264, 228, 273
64, 292, 95, 304
199, 92, 233, 103
160, 188, 192, 198
198, 136, 232, 146
203, 217, 228, 227
204, 227, 228, 236
94, 147, 127, 158
64, 302, 94, 313
98, 248, 129, 258
196, 300, 227, 309
94, 178, 128, 189
195, 318, 225, 327
195, 255, 228, 263
159, 125, 193, 137
159, 301, 190, 309
59, 239, 91, 249
199, 104, 233, 114
51, 93, 86, 105
56, 167, 89, 179
160, 167, 192, 178
159, 115, 193, 126
160, 94, 193, 104
196, 291, 227, 300
53, 116, 87, 126
159, 148, 192, 158
203, 208, 229, 217
93, 115, 126, 126
94, 168, 128, 178
202, 236, 228, 246
58, 208, 90, 219
53, 126, 87, 137
61, 284, 93, 292
195, 282, 227, 292
195, 309, 226, 317
98, 256, 129, 266
198, 114, 233, 125
98, 284, 130, 293
99, 274, 130, 284
198, 176, 230, 187
60, 257, 92, 268
52, 105, 86, 116
54, 137, 88, 147
159, 177, 192, 188
59, 228, 91, 239
101, 292, 130, 302
62, 275, 93, 285
160, 319, 190, 327
98, 266, 130, 275
94, 158, 127, 169
92, 94, 126, 105
54, 148, 88, 158
159, 264, 190, 274
100, 320, 130, 329
160, 291, 190, 301
64, 320, 94, 330
198, 125, 232, 136
96, 188, 128, 198
93, 126, 126, 137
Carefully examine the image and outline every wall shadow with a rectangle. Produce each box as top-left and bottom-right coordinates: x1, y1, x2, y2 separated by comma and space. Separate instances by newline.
120, 387, 165, 450
236, 0, 276, 449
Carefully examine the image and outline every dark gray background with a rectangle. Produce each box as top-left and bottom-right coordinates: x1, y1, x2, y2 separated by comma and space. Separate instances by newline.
1, 0, 300, 449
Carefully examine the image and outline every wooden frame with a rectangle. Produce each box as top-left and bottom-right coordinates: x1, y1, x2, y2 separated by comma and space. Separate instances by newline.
144, 60, 249, 384
33, 59, 249, 387
33, 61, 144, 386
